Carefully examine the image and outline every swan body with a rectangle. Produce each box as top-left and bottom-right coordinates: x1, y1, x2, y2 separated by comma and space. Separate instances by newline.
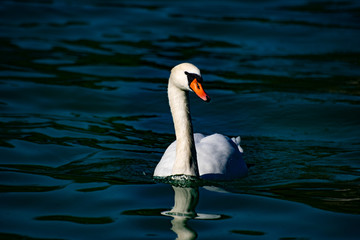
155, 133, 247, 179
154, 63, 248, 180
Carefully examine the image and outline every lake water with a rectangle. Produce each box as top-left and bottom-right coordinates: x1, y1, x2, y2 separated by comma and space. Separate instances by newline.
1, 0, 360, 239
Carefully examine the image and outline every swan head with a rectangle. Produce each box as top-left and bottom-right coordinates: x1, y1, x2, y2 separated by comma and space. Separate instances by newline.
170, 63, 211, 102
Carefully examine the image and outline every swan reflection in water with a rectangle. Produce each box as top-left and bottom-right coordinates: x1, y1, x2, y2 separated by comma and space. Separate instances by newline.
162, 185, 223, 240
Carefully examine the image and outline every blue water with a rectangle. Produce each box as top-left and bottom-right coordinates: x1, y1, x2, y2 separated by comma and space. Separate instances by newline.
1, 0, 360, 239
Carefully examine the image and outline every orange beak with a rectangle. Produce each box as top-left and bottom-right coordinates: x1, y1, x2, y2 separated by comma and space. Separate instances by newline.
189, 79, 211, 102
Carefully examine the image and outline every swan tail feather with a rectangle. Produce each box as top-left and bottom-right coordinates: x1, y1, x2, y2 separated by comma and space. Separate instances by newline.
231, 136, 243, 153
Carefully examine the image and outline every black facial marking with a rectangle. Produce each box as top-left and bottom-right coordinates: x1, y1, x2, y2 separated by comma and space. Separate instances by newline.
184, 71, 203, 86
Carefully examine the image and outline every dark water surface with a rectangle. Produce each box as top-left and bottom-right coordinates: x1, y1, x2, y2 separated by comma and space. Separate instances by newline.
1, 0, 360, 239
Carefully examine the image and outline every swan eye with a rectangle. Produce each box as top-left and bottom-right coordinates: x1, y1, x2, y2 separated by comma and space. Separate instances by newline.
185, 71, 203, 86
184, 71, 193, 80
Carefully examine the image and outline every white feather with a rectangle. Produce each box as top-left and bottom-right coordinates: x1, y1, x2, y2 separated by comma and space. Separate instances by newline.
153, 63, 248, 180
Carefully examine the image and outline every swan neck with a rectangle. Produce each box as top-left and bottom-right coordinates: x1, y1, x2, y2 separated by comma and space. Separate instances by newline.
168, 81, 199, 177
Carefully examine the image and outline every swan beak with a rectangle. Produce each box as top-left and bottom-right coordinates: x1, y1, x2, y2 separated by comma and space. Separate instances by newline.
190, 79, 211, 102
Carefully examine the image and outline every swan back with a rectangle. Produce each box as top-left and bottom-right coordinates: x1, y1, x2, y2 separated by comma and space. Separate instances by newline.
196, 134, 247, 179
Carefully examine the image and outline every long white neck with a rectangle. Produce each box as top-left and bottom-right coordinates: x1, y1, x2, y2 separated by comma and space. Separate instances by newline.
168, 81, 199, 177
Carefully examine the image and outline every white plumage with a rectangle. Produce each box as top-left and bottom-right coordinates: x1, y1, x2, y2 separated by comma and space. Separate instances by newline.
153, 63, 248, 180
154, 133, 247, 179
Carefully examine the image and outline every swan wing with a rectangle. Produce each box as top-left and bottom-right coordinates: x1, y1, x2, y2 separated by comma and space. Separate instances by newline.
196, 134, 247, 179
153, 140, 176, 177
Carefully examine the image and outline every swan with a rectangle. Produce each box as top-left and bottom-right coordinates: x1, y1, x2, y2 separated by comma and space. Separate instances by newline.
154, 63, 248, 180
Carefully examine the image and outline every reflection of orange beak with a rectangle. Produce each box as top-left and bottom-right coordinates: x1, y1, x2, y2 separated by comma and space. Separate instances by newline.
190, 79, 211, 102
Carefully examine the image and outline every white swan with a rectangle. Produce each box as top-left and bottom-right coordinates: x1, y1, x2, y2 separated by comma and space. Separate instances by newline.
154, 63, 248, 180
